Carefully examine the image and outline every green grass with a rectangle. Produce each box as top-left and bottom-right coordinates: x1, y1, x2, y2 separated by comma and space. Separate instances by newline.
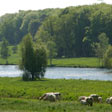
51, 57, 100, 67
0, 77, 112, 111
0, 98, 112, 112
0, 54, 100, 67
0, 45, 100, 67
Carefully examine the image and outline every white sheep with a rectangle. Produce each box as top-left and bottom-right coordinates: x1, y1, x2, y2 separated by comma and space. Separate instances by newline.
80, 99, 88, 105
78, 96, 87, 101
39, 92, 61, 102
98, 96, 102, 103
90, 94, 101, 103
86, 96, 93, 106
106, 97, 112, 105
80, 96, 93, 106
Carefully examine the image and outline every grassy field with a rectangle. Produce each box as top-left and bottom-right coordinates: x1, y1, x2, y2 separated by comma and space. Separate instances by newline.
0, 52, 100, 68
1, 57, 100, 68
0, 45, 100, 67
0, 77, 112, 111
51, 57, 100, 67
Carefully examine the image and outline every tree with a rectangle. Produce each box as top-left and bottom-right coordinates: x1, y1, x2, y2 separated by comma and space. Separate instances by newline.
92, 33, 109, 67
12, 45, 18, 54
47, 40, 57, 66
104, 45, 112, 68
1, 38, 10, 64
19, 33, 47, 81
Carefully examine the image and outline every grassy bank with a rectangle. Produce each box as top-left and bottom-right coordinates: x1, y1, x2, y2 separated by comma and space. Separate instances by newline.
0, 77, 112, 111
0, 45, 100, 67
0, 55, 99, 68
51, 57, 99, 67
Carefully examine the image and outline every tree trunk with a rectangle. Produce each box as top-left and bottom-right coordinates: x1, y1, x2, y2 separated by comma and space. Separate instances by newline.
32, 74, 34, 81
50, 57, 52, 66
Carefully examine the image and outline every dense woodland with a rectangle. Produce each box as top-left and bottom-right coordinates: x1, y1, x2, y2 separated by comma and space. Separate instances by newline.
0, 3, 112, 58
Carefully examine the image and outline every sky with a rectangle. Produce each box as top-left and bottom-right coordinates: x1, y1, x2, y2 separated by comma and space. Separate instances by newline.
0, 0, 112, 16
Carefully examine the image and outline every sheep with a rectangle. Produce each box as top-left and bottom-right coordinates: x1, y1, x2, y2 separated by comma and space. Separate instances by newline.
106, 97, 112, 105
80, 99, 88, 105
39, 92, 61, 102
54, 92, 61, 100
78, 96, 87, 101
80, 96, 93, 106
86, 97, 93, 106
106, 98, 110, 104
90, 94, 100, 103
98, 96, 102, 103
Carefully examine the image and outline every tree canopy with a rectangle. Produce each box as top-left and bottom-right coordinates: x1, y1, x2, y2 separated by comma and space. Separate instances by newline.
19, 33, 47, 80
1, 4, 112, 58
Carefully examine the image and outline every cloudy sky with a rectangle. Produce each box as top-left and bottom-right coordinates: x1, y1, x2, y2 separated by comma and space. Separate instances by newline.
0, 0, 112, 16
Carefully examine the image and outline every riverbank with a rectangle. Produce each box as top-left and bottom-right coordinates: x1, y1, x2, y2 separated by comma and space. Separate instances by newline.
51, 57, 100, 68
0, 57, 100, 68
0, 77, 112, 111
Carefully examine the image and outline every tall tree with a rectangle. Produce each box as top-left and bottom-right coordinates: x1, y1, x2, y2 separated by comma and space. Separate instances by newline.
47, 40, 57, 66
19, 33, 47, 81
104, 45, 112, 68
1, 38, 9, 64
92, 33, 109, 66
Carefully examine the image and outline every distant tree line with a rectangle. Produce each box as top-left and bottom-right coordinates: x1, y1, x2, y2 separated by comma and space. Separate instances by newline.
1, 3, 112, 59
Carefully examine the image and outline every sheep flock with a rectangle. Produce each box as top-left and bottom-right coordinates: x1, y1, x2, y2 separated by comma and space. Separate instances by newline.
39, 92, 112, 106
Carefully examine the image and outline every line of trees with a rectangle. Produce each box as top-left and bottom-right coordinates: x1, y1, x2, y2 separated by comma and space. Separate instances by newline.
1, 4, 112, 59
1, 3, 112, 69
35, 3, 112, 58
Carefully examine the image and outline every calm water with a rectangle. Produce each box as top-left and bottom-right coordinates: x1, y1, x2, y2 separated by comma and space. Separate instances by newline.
0, 65, 112, 81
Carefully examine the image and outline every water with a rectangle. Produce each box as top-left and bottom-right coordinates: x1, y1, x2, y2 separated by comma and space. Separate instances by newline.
0, 65, 112, 81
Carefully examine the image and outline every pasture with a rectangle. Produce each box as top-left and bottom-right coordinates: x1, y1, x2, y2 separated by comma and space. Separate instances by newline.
0, 77, 112, 111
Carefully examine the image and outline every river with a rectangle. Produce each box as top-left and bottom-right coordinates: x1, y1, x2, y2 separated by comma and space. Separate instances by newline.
0, 65, 112, 81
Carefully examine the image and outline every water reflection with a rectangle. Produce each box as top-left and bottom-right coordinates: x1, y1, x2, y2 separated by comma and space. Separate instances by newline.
0, 65, 112, 81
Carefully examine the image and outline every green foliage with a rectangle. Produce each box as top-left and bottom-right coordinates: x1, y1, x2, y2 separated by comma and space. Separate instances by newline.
92, 33, 109, 67
104, 45, 112, 68
12, 45, 18, 54
47, 41, 57, 66
1, 4, 112, 58
0, 38, 10, 64
19, 33, 47, 80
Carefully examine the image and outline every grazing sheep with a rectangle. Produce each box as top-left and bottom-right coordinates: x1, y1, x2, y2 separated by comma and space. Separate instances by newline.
106, 98, 110, 104
90, 94, 99, 103
78, 96, 87, 101
80, 99, 88, 105
98, 96, 102, 103
80, 96, 93, 106
54, 92, 61, 100
39, 92, 61, 102
86, 97, 93, 106
106, 97, 112, 105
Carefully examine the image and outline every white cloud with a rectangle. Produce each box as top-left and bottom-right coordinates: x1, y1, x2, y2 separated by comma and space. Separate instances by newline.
0, 0, 112, 16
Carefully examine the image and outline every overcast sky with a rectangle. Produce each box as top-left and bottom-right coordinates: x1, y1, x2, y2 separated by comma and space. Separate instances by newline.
0, 0, 112, 16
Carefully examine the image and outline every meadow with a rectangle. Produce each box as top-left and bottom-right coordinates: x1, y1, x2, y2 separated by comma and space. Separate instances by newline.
52, 57, 99, 67
0, 77, 112, 111
0, 45, 100, 67
0, 46, 100, 68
